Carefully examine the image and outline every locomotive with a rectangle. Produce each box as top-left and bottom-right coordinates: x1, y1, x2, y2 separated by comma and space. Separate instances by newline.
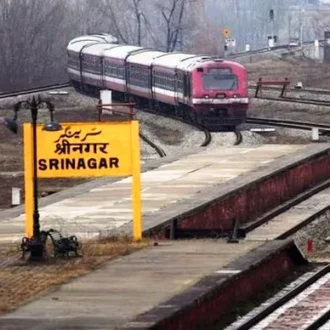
67, 34, 249, 131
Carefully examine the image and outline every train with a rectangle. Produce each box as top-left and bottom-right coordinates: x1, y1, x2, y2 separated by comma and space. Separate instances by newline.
67, 34, 249, 131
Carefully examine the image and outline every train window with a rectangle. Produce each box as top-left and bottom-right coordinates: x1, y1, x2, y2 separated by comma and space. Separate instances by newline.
202, 73, 238, 90
128, 65, 149, 87
208, 68, 232, 74
153, 71, 175, 90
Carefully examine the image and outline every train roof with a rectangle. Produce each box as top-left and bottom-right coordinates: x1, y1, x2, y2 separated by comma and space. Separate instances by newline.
127, 50, 165, 65
68, 41, 117, 56
177, 56, 246, 72
103, 45, 144, 60
68, 34, 118, 45
67, 40, 98, 53
151, 53, 197, 69
83, 43, 119, 56
176, 55, 215, 71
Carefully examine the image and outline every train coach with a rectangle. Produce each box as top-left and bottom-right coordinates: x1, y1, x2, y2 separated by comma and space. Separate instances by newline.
67, 34, 249, 131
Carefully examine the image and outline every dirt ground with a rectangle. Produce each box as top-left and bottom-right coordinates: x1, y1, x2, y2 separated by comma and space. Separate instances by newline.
245, 55, 330, 126
246, 55, 330, 89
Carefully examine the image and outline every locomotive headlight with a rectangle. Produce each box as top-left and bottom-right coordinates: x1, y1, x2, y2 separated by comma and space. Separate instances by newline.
233, 94, 240, 98
204, 95, 210, 98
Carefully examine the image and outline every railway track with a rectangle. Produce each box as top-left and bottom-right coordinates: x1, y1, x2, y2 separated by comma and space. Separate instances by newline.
196, 123, 212, 147
226, 264, 330, 330
249, 84, 330, 107
249, 84, 330, 96
234, 129, 243, 145
253, 94, 330, 107
0, 82, 71, 99
239, 177, 330, 238
246, 116, 330, 134
139, 132, 166, 158
133, 105, 214, 148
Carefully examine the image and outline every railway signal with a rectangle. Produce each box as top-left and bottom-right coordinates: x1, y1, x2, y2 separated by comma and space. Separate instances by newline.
269, 9, 274, 20
223, 28, 230, 38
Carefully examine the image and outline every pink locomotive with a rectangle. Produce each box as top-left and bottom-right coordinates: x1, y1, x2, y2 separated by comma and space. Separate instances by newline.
67, 34, 249, 131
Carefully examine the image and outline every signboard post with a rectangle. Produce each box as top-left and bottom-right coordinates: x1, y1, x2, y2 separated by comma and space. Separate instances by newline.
100, 90, 113, 114
23, 120, 142, 241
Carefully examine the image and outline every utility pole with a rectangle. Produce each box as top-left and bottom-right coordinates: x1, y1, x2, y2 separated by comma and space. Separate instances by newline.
269, 9, 275, 48
288, 14, 292, 43
234, 0, 241, 50
270, 9, 274, 41
300, 0, 305, 46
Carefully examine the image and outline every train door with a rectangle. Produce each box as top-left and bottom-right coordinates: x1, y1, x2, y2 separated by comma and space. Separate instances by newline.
176, 70, 185, 104
183, 73, 191, 104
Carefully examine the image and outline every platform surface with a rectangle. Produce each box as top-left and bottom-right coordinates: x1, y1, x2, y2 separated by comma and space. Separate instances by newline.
0, 240, 261, 329
0, 144, 308, 243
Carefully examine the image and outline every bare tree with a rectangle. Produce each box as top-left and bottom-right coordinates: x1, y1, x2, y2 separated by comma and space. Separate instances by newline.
132, 0, 143, 45
0, 0, 70, 91
95, 0, 146, 45
157, 0, 187, 52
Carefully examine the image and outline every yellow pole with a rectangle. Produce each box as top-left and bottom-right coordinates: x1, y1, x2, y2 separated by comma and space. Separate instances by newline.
131, 120, 142, 241
23, 123, 34, 238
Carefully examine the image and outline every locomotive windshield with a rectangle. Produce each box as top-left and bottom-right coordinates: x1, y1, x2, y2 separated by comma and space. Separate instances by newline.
202, 73, 238, 90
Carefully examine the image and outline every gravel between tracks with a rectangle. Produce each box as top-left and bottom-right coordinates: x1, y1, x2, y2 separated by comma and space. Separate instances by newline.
293, 210, 330, 259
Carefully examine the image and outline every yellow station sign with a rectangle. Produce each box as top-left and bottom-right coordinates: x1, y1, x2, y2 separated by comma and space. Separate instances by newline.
27, 122, 136, 178
23, 120, 142, 241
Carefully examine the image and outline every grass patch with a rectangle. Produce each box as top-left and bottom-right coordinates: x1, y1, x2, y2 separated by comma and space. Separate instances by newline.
0, 236, 150, 316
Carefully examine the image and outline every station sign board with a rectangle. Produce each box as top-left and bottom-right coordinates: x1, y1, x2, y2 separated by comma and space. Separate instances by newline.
30, 122, 134, 178
23, 121, 142, 240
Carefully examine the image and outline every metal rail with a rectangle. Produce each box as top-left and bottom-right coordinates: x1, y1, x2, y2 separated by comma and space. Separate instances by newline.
135, 105, 213, 148
0, 82, 71, 99
196, 124, 212, 147
234, 129, 243, 145
139, 132, 166, 158
253, 95, 330, 107
305, 310, 330, 330
246, 116, 330, 133
249, 84, 330, 96
240, 177, 330, 235
230, 264, 330, 330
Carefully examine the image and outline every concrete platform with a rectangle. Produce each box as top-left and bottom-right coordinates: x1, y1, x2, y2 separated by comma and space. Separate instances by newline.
0, 239, 305, 330
0, 144, 307, 243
